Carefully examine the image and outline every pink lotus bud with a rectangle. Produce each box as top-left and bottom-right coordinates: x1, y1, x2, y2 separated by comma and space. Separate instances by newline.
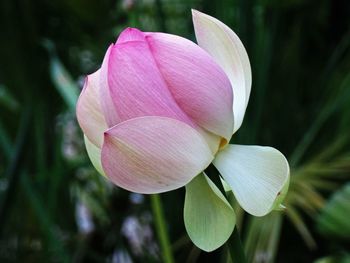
77, 15, 237, 194
76, 11, 289, 234
101, 27, 234, 148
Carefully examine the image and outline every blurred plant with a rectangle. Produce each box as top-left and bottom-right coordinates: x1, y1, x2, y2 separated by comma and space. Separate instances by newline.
317, 183, 350, 240
313, 182, 350, 263
314, 255, 350, 263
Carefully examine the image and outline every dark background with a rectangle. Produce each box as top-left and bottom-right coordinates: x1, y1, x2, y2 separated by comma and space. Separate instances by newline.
0, 0, 350, 262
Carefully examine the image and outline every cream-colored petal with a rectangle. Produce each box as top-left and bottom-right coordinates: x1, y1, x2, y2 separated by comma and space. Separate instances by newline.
192, 9, 252, 134
213, 144, 290, 216
184, 173, 235, 252
76, 70, 107, 148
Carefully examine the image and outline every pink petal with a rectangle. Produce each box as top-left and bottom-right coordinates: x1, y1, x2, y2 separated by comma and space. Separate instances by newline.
146, 32, 234, 142
101, 116, 214, 194
116, 27, 145, 44
76, 70, 107, 148
98, 28, 223, 153
99, 44, 121, 126
107, 30, 193, 126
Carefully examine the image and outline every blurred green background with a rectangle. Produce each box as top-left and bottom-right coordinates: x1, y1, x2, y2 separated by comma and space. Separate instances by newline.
0, 0, 350, 262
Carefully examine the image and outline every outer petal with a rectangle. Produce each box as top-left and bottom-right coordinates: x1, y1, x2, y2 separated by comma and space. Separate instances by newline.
184, 173, 235, 252
84, 135, 105, 177
101, 116, 214, 194
76, 70, 108, 148
146, 32, 233, 142
213, 144, 290, 216
192, 10, 252, 134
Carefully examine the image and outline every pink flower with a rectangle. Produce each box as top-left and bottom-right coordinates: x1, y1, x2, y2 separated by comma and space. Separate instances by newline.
77, 10, 289, 251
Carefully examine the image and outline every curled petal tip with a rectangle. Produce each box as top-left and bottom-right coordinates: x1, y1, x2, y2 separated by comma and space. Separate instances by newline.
213, 144, 290, 217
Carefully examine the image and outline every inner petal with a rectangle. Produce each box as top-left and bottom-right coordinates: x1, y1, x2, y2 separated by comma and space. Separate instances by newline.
100, 28, 223, 152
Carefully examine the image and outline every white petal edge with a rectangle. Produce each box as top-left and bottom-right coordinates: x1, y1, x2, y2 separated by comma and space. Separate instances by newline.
76, 70, 108, 148
213, 144, 290, 216
84, 135, 106, 177
192, 9, 252, 134
184, 173, 236, 252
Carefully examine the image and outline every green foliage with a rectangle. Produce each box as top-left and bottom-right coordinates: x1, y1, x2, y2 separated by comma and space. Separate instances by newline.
317, 183, 350, 240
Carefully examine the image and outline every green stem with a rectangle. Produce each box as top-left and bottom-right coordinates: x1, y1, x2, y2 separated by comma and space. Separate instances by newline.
227, 228, 247, 263
150, 194, 175, 263
206, 165, 247, 263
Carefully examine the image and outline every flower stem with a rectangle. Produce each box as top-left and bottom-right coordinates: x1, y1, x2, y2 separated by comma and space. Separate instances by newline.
150, 194, 175, 263
206, 164, 247, 263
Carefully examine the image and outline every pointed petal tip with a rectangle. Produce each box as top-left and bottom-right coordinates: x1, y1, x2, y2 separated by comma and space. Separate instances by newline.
107, 43, 114, 49
191, 8, 198, 15
191, 9, 204, 17
116, 27, 145, 44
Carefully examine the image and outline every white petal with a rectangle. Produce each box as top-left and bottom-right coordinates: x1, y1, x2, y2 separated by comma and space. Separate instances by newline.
184, 173, 235, 252
84, 135, 105, 177
76, 70, 108, 148
192, 9, 252, 134
213, 144, 290, 216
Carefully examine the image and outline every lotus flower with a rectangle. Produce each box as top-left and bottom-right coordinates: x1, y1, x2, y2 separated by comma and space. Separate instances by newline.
76, 10, 290, 251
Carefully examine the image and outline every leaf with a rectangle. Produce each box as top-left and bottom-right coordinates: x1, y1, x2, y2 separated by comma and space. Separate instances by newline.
286, 207, 316, 248
49, 55, 79, 110
317, 183, 350, 240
